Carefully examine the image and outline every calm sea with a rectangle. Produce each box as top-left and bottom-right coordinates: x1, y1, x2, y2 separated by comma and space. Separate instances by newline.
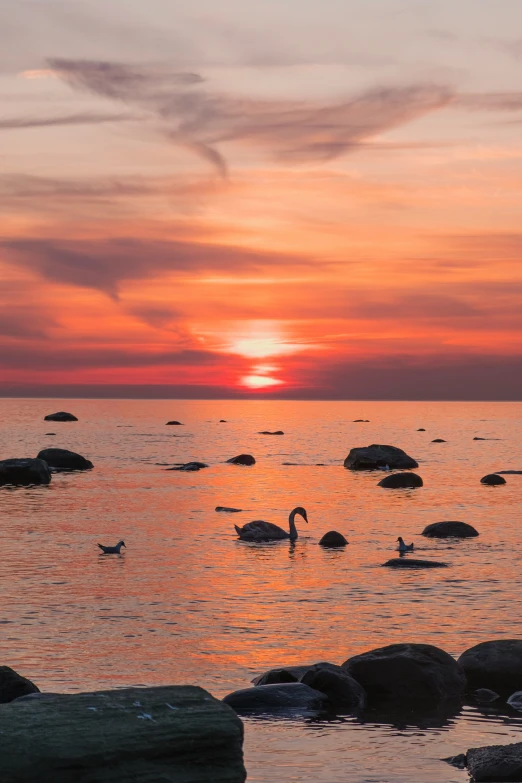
1, 398, 522, 782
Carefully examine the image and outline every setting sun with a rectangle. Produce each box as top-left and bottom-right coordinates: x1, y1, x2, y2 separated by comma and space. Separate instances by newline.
240, 374, 284, 389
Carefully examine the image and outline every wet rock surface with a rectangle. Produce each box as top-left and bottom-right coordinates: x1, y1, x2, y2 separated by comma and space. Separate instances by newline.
481, 473, 506, 485
383, 558, 448, 569
467, 741, 522, 782
344, 444, 418, 471
0, 458, 52, 486
0, 666, 40, 703
44, 411, 78, 422
37, 448, 93, 471
226, 454, 256, 466
319, 531, 349, 547
459, 640, 522, 694
378, 472, 423, 489
422, 521, 479, 538
223, 683, 329, 715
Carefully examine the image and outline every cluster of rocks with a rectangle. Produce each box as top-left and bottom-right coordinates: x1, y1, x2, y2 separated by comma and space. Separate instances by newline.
0, 448, 94, 486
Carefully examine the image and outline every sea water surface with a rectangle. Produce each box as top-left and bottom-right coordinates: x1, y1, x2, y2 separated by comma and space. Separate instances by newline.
1, 398, 522, 781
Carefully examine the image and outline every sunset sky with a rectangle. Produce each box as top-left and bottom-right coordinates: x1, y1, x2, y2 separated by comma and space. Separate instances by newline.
1, 0, 522, 398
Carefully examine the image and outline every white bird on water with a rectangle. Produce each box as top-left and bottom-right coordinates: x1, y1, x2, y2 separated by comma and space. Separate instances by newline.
97, 540, 126, 554
397, 537, 414, 552
235, 507, 308, 542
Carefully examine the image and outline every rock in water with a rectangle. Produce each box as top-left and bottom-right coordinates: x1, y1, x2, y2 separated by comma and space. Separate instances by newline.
343, 643, 466, 706
422, 521, 479, 538
301, 665, 366, 711
383, 558, 448, 569
5, 686, 245, 783
481, 473, 506, 485
252, 662, 338, 686
36, 448, 93, 471
431, 438, 446, 443
223, 683, 329, 715
216, 507, 243, 513
417, 428, 426, 431
507, 692, 522, 711
226, 454, 256, 466
467, 741, 522, 782
258, 431, 284, 435
474, 688, 500, 703
344, 445, 418, 471
319, 531, 349, 547
166, 420, 183, 425
458, 640, 522, 693
0, 667, 40, 703
44, 411, 78, 422
378, 472, 423, 489
0, 458, 51, 486
166, 462, 209, 472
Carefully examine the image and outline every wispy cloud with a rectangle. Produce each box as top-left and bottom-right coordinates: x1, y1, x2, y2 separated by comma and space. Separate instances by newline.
0, 111, 134, 130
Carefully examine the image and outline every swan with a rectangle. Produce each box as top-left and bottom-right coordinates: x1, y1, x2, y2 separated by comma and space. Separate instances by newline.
235, 507, 308, 542
98, 540, 126, 554
397, 537, 414, 552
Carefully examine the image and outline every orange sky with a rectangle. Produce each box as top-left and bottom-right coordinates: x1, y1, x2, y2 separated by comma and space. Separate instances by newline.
1, 1, 522, 398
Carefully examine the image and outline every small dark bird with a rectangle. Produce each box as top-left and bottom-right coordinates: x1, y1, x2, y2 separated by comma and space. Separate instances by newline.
97, 540, 126, 554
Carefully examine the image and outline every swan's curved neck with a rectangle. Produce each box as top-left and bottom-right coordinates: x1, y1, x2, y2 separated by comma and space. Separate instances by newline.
289, 509, 298, 540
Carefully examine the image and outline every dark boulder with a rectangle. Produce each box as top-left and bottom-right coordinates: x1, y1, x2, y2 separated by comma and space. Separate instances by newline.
226, 455, 256, 466
166, 462, 208, 472
44, 411, 78, 422
474, 688, 500, 703
481, 473, 506, 485
467, 741, 522, 782
378, 472, 423, 489
474, 437, 487, 441
343, 643, 466, 706
383, 558, 448, 569
319, 531, 348, 547
252, 662, 337, 686
344, 444, 418, 471
507, 692, 522, 711
442, 754, 467, 770
301, 665, 366, 711
417, 428, 426, 431
353, 419, 370, 423
216, 506, 243, 513
37, 448, 93, 471
166, 420, 183, 425
432, 438, 446, 443
258, 431, 284, 435
219, 420, 227, 423
422, 521, 479, 538
0, 666, 40, 703
0, 458, 51, 486
223, 683, 329, 715
458, 640, 522, 694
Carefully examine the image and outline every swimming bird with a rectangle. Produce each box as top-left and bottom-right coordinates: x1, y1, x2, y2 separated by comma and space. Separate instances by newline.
397, 537, 414, 552
97, 540, 126, 554
235, 507, 308, 542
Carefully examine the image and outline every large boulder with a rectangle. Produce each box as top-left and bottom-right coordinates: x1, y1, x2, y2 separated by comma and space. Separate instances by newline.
344, 445, 418, 471
0, 458, 51, 486
301, 665, 366, 711
383, 558, 448, 569
0, 667, 40, 703
5, 686, 245, 783
481, 473, 506, 485
343, 643, 466, 706
36, 448, 93, 471
319, 531, 348, 547
252, 662, 337, 686
458, 640, 522, 694
467, 741, 522, 782
223, 683, 329, 715
44, 411, 77, 422
378, 472, 423, 489
422, 521, 479, 538
226, 454, 256, 466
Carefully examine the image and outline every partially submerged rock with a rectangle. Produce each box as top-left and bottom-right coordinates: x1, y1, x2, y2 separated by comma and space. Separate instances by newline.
383, 558, 448, 569
301, 665, 366, 712
44, 411, 78, 422
0, 666, 40, 703
343, 643, 466, 706
258, 431, 284, 435
226, 454, 256, 466
5, 685, 245, 783
252, 662, 337, 686
507, 692, 522, 711
431, 438, 446, 443
344, 445, 418, 471
422, 521, 479, 538
417, 428, 426, 431
378, 472, 423, 489
467, 741, 522, 782
0, 458, 51, 486
216, 506, 243, 513
166, 462, 208, 472
474, 688, 500, 703
166, 420, 183, 425
481, 473, 506, 485
319, 531, 348, 547
442, 754, 467, 770
459, 640, 522, 694
223, 683, 329, 715
36, 448, 93, 471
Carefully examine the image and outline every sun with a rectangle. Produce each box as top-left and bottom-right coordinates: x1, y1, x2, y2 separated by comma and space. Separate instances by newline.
241, 375, 284, 389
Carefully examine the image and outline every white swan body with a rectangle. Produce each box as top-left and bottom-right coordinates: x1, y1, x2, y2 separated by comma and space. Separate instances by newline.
235, 507, 308, 542
397, 536, 414, 552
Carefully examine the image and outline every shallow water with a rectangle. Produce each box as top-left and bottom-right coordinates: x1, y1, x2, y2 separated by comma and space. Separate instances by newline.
1, 398, 522, 781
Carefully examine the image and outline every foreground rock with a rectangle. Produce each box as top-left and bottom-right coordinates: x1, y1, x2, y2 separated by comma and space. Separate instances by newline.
0, 667, 39, 703
319, 531, 348, 547
223, 683, 328, 715
252, 662, 337, 686
343, 643, 466, 706
378, 472, 423, 489
5, 685, 245, 783
0, 458, 51, 486
507, 692, 522, 711
36, 448, 93, 471
383, 558, 448, 569
226, 454, 256, 466
459, 640, 522, 694
467, 741, 522, 782
301, 665, 366, 711
344, 445, 418, 471
166, 462, 208, 472
44, 411, 78, 422
216, 506, 243, 513
422, 521, 479, 538
481, 473, 506, 485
